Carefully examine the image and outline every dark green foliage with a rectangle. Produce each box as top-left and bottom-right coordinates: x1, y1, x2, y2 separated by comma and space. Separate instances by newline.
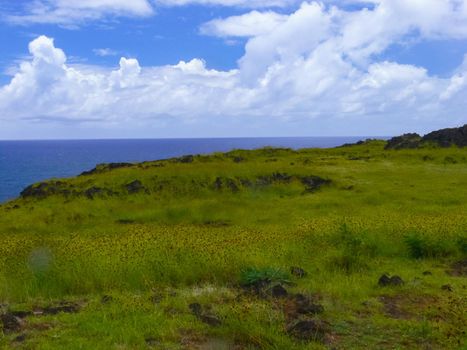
456, 236, 467, 256
404, 234, 455, 259
327, 224, 382, 274
239, 267, 291, 287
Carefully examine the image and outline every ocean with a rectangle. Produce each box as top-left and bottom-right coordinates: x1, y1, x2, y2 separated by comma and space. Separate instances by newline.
0, 137, 371, 203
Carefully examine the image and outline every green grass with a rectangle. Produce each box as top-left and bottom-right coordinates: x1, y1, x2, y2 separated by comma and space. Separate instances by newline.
0, 142, 466, 349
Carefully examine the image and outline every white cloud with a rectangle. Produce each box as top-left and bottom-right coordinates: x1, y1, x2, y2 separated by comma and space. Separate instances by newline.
200, 11, 287, 37
93, 48, 119, 57
1, 1, 467, 136
7, 0, 154, 26
157, 0, 299, 8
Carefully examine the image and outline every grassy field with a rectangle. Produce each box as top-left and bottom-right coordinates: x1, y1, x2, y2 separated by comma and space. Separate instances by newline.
0, 141, 466, 349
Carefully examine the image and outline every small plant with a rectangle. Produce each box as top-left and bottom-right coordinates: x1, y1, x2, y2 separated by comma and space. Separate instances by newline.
239, 267, 291, 288
456, 236, 467, 256
404, 234, 453, 259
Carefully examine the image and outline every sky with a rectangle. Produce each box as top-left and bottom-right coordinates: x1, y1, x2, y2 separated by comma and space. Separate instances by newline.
0, 0, 467, 139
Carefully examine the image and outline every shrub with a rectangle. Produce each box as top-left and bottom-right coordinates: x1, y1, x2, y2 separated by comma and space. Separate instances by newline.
456, 236, 467, 256
239, 267, 290, 287
404, 234, 454, 259
327, 224, 371, 274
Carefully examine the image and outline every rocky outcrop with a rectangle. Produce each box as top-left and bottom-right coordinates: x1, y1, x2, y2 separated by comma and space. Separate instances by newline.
384, 133, 422, 150
20, 181, 72, 199
80, 162, 133, 176
423, 124, 467, 147
385, 124, 467, 149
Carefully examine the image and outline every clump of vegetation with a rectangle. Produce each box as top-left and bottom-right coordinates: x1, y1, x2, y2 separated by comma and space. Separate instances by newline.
456, 236, 467, 255
404, 233, 455, 259
239, 267, 291, 288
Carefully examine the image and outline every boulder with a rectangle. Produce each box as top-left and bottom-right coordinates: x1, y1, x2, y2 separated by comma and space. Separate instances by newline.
290, 266, 307, 278
125, 180, 146, 194
1, 313, 24, 334
385, 133, 422, 150
378, 274, 404, 287
422, 124, 467, 147
287, 319, 330, 342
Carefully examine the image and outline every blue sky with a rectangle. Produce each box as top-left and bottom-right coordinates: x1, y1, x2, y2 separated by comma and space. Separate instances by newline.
1, 0, 467, 139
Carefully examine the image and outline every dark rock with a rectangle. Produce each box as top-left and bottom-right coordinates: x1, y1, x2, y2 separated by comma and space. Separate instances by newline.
189, 303, 202, 317
232, 156, 245, 163
339, 139, 379, 148
84, 186, 105, 199
290, 266, 307, 278
271, 172, 293, 182
385, 125, 467, 150
174, 155, 194, 163
150, 292, 164, 304
378, 274, 392, 286
378, 274, 404, 287
385, 133, 422, 150
125, 180, 146, 194
286, 319, 330, 342
444, 156, 458, 164
389, 276, 404, 286
239, 179, 253, 187
101, 295, 113, 304
80, 162, 133, 176
38, 301, 81, 315
441, 284, 453, 292
199, 314, 222, 327
11, 311, 32, 319
145, 337, 160, 347
422, 271, 432, 276
14, 334, 27, 342
447, 259, 467, 276
214, 177, 223, 190
296, 303, 324, 316
202, 220, 230, 227
116, 219, 136, 224
1, 313, 24, 333
270, 284, 288, 298
213, 177, 239, 192
422, 155, 434, 161
291, 294, 324, 316
20, 181, 68, 199
422, 124, 467, 147
300, 176, 331, 192
189, 303, 221, 327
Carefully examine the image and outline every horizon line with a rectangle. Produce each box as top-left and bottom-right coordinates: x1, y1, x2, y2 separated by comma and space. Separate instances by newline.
0, 136, 391, 142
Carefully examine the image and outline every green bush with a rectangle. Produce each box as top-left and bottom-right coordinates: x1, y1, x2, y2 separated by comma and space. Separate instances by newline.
457, 236, 467, 256
239, 267, 290, 287
404, 234, 454, 259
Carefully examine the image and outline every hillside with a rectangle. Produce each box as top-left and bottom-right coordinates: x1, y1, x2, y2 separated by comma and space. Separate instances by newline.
1, 140, 466, 349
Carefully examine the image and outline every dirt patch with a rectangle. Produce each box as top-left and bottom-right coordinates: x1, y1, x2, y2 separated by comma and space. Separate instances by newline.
1, 313, 25, 334
379, 294, 439, 320
286, 319, 331, 342
36, 301, 82, 315
198, 338, 245, 350
189, 303, 222, 327
446, 259, 467, 277
282, 294, 324, 321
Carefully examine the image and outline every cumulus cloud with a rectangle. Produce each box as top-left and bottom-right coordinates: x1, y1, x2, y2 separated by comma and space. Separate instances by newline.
200, 11, 287, 37
6, 0, 154, 26
157, 0, 300, 8
93, 48, 119, 57
1, 1, 467, 135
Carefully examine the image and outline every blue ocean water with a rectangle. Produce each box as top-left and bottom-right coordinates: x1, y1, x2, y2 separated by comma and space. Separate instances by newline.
0, 137, 370, 203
